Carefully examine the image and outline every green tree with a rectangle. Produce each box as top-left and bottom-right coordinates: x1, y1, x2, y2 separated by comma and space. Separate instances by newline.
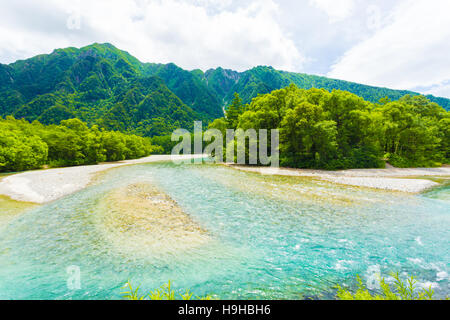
226, 93, 244, 129
0, 116, 157, 172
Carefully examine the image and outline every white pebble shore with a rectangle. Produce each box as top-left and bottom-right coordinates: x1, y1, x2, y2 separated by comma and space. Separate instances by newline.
0, 155, 205, 204
230, 165, 450, 193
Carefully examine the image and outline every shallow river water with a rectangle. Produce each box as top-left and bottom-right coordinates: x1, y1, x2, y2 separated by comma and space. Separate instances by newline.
0, 162, 448, 299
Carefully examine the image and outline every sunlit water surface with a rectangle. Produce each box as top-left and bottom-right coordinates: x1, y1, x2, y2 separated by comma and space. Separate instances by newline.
0, 162, 448, 299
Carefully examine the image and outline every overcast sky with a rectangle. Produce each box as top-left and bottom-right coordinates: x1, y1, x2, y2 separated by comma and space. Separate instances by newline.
1, 0, 449, 97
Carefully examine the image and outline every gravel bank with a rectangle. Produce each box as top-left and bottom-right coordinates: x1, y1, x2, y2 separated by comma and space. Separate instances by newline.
0, 155, 205, 204
1, 158, 448, 204
229, 165, 450, 193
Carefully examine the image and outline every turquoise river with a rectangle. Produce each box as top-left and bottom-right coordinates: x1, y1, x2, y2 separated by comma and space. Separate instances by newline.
0, 162, 449, 299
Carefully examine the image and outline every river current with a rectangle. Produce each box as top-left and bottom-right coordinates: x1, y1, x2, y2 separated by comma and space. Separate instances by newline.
0, 162, 448, 299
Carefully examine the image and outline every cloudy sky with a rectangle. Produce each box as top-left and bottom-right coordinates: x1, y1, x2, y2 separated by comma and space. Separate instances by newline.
1, 0, 449, 97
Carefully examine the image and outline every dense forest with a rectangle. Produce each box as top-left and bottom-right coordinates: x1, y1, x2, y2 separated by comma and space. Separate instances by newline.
0, 117, 158, 172
1, 43, 449, 171
210, 86, 450, 169
0, 44, 215, 137
1, 43, 449, 139
198, 66, 450, 110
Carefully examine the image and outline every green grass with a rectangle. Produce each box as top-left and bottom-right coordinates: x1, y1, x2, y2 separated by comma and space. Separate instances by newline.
121, 281, 213, 300
122, 272, 445, 301
336, 272, 437, 300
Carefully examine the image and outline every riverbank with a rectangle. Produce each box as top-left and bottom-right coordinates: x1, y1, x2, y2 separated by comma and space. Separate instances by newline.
0, 159, 448, 300
0, 155, 204, 204
1, 157, 449, 204
227, 165, 450, 193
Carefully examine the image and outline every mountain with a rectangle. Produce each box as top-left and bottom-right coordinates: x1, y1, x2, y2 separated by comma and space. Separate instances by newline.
143, 63, 223, 119
98, 76, 197, 136
0, 43, 449, 138
0, 43, 220, 135
195, 66, 450, 110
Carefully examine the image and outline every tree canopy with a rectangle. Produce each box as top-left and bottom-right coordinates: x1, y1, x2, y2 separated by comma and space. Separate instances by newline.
210, 85, 449, 169
0, 117, 159, 172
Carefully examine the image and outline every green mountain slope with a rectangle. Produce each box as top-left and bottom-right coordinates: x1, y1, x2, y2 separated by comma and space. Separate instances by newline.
0, 43, 222, 136
143, 63, 223, 120
195, 66, 450, 110
0, 43, 449, 139
99, 76, 197, 136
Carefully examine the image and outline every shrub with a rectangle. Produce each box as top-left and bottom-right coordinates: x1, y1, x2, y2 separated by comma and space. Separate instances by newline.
121, 281, 213, 301
337, 273, 436, 300
0, 117, 158, 172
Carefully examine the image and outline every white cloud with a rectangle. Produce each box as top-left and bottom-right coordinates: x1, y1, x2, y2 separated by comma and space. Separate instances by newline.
425, 82, 450, 98
0, 0, 449, 98
309, 0, 355, 23
0, 0, 305, 72
328, 0, 450, 97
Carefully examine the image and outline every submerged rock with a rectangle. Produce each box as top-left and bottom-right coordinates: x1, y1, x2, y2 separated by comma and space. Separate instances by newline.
94, 183, 210, 258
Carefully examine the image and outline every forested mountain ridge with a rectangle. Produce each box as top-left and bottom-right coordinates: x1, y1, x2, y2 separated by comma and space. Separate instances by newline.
143, 63, 223, 119
194, 66, 450, 110
0, 43, 221, 136
98, 76, 197, 136
1, 43, 449, 139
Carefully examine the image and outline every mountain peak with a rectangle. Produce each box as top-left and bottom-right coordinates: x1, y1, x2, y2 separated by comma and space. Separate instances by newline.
0, 43, 449, 135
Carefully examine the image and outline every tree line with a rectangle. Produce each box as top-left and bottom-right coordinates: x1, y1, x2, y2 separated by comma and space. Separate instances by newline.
2, 84, 448, 172
0, 117, 160, 172
209, 86, 450, 169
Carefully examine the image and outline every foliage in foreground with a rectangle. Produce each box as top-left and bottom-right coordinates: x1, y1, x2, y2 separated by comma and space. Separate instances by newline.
121, 281, 213, 300
122, 272, 444, 301
337, 273, 436, 300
